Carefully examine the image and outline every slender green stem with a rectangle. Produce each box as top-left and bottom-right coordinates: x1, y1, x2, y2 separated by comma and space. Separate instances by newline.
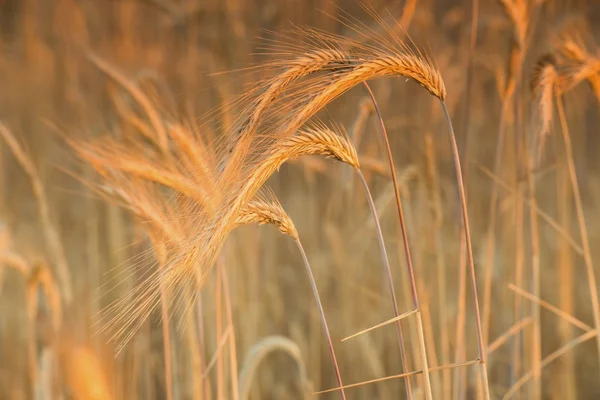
295, 239, 346, 400
440, 101, 490, 399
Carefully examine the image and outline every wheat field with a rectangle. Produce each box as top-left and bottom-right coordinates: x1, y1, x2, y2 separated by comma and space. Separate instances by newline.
1, 0, 600, 399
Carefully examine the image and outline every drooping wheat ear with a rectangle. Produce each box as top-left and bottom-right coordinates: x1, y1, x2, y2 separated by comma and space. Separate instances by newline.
530, 54, 558, 161
279, 126, 360, 168
223, 50, 444, 188
238, 336, 312, 400
271, 55, 444, 152
84, 50, 168, 154
126, 126, 357, 350
223, 124, 360, 222
554, 35, 600, 100
235, 198, 298, 240
235, 192, 345, 399
500, 0, 528, 48
221, 48, 352, 182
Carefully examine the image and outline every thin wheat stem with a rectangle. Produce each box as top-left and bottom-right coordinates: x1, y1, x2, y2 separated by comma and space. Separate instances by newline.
362, 81, 415, 399
219, 264, 240, 400
523, 99, 542, 400
555, 94, 600, 368
440, 101, 490, 399
357, 169, 432, 399
160, 274, 173, 400
502, 330, 598, 399
0, 122, 72, 304
295, 239, 346, 400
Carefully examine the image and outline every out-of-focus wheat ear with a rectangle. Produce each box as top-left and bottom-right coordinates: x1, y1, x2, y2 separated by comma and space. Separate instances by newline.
0, 122, 73, 305
236, 195, 345, 399
530, 54, 558, 165
554, 35, 600, 105
440, 102, 490, 400
84, 50, 169, 155
238, 336, 312, 400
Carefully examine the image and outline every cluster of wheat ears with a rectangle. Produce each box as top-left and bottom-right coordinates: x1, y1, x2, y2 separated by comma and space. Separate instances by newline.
2, 1, 600, 399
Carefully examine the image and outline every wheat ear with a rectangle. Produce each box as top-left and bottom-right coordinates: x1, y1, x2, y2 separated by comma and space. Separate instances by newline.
224, 49, 350, 169
236, 194, 346, 399
267, 127, 418, 397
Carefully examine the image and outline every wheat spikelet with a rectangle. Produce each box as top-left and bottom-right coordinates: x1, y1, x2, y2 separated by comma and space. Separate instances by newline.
531, 55, 558, 141
221, 48, 352, 183
222, 24, 444, 191
71, 136, 216, 211
89, 124, 359, 349
154, 125, 359, 321
553, 34, 600, 99
235, 197, 298, 240
85, 50, 168, 153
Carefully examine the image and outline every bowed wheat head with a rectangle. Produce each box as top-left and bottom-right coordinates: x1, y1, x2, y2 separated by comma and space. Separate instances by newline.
66, 6, 493, 397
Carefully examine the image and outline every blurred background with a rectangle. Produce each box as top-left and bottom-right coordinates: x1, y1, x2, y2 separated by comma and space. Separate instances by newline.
1, 0, 600, 398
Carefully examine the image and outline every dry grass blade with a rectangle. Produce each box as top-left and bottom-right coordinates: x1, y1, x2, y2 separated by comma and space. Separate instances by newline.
487, 318, 533, 355
508, 284, 592, 332
342, 309, 417, 342
314, 360, 481, 395
475, 162, 584, 255
238, 336, 311, 400
502, 330, 598, 399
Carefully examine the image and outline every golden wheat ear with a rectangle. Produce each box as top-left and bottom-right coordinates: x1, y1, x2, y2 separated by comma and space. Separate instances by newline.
235, 193, 298, 240
530, 54, 558, 163
234, 190, 345, 398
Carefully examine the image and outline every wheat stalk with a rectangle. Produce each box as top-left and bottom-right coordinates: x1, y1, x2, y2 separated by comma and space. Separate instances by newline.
236, 193, 345, 399
362, 81, 430, 399
0, 122, 73, 305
